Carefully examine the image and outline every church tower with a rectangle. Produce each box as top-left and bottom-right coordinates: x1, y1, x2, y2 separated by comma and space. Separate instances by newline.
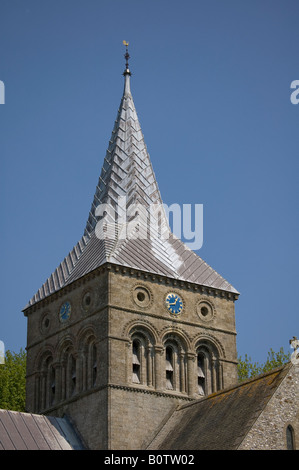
23, 46, 239, 450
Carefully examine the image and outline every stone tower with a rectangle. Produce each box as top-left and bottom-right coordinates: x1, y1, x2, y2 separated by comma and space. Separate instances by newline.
23, 48, 239, 450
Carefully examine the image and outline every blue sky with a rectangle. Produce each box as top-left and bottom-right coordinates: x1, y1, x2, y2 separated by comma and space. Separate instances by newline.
0, 0, 298, 364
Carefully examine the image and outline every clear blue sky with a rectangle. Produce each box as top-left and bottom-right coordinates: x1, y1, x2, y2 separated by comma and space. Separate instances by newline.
0, 0, 298, 364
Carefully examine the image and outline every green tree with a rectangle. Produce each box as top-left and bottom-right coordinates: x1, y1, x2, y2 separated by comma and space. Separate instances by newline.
238, 347, 290, 382
0, 349, 26, 411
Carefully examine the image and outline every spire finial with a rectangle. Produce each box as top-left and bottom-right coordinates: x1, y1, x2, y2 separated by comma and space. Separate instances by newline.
123, 40, 131, 76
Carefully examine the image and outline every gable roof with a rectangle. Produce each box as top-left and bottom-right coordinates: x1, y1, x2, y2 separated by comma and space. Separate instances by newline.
24, 60, 239, 310
148, 363, 292, 450
0, 410, 84, 450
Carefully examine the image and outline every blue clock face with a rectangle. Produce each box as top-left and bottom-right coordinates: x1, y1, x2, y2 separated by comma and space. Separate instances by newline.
59, 301, 71, 323
165, 293, 183, 315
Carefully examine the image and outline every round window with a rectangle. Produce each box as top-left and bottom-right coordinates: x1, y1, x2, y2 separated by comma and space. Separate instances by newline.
132, 286, 152, 308
82, 291, 93, 312
40, 313, 51, 334
196, 300, 215, 322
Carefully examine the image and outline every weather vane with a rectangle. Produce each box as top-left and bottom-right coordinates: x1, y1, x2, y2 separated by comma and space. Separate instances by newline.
123, 40, 131, 76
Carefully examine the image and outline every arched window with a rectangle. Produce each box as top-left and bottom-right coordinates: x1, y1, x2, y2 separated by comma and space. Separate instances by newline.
60, 347, 77, 399
129, 329, 155, 387
286, 425, 295, 450
37, 352, 55, 411
79, 332, 98, 391
163, 338, 186, 393
196, 342, 221, 396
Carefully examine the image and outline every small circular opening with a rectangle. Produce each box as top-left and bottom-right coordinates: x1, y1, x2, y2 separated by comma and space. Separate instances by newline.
201, 306, 209, 317
85, 294, 91, 305
137, 291, 145, 302
41, 315, 50, 333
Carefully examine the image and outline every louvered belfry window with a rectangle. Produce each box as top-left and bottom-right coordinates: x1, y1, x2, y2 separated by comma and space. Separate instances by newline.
50, 364, 56, 405
132, 340, 141, 383
165, 347, 174, 390
197, 353, 205, 395
69, 354, 76, 396
91, 343, 97, 387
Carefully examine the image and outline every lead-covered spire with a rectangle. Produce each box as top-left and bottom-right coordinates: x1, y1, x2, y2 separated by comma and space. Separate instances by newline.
84, 43, 165, 236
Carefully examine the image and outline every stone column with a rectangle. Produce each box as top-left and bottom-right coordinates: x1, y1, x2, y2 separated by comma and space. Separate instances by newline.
60, 360, 66, 400
34, 373, 41, 412
79, 351, 86, 392
211, 356, 218, 393
154, 346, 164, 391
53, 362, 61, 404
179, 351, 186, 393
125, 341, 132, 385
40, 371, 46, 410
187, 353, 196, 397
93, 340, 100, 388
146, 343, 153, 387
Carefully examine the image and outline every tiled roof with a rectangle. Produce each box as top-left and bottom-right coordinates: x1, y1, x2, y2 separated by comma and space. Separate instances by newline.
24, 68, 238, 310
0, 410, 84, 450
148, 364, 292, 450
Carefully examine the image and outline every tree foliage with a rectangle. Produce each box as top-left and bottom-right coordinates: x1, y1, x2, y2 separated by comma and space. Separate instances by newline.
0, 349, 26, 412
238, 347, 290, 382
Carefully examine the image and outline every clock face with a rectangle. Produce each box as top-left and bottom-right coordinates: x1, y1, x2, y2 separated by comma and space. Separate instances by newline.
165, 293, 183, 315
59, 301, 71, 323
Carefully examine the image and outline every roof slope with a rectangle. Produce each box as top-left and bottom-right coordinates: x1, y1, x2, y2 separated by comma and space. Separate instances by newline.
148, 364, 291, 450
24, 63, 238, 310
0, 409, 84, 450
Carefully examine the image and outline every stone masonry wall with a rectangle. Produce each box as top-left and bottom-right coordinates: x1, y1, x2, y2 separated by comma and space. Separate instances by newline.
24, 263, 239, 449
239, 364, 299, 450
